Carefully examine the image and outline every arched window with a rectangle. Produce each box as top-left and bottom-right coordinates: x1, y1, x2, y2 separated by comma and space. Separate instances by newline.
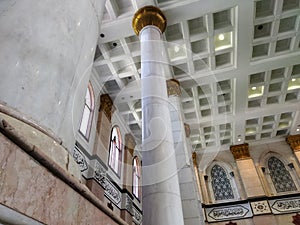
268, 156, 297, 193
109, 126, 122, 176
133, 157, 141, 199
211, 164, 235, 201
79, 83, 94, 140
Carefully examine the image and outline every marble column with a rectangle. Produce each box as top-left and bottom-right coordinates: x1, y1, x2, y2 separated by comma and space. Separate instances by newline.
0, 0, 105, 151
230, 143, 265, 198
132, 6, 184, 225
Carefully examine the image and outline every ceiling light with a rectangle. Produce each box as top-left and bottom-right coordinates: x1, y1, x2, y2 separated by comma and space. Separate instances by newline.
218, 34, 225, 41
248, 86, 264, 98
174, 45, 180, 53
237, 138, 241, 142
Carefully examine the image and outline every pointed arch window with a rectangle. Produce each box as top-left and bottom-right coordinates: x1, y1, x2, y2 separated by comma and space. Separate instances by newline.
133, 157, 141, 199
211, 164, 234, 201
268, 156, 297, 193
79, 82, 94, 140
109, 126, 122, 176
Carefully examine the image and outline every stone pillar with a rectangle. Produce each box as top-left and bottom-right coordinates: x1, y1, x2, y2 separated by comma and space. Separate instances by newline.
123, 134, 136, 190
166, 78, 205, 224
93, 94, 114, 158
192, 152, 203, 201
132, 6, 184, 225
230, 143, 265, 198
0, 0, 105, 152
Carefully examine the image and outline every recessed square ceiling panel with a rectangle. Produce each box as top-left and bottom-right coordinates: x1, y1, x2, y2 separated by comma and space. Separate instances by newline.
96, 0, 300, 152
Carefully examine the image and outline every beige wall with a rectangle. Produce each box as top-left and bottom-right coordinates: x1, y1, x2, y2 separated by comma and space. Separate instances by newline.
0, 133, 121, 225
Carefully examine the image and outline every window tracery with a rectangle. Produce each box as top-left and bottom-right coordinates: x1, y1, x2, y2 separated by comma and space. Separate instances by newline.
268, 156, 297, 193
211, 164, 235, 201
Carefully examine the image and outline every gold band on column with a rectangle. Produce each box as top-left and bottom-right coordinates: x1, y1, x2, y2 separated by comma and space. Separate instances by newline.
132, 6, 167, 36
230, 143, 250, 160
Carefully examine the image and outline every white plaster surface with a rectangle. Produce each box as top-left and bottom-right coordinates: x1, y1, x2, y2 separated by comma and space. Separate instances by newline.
0, 0, 105, 151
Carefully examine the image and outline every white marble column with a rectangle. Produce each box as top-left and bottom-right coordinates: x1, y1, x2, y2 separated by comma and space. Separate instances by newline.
0, 0, 105, 151
133, 6, 184, 225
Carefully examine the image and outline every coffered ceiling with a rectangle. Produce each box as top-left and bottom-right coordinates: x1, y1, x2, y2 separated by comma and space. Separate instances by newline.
93, 0, 300, 153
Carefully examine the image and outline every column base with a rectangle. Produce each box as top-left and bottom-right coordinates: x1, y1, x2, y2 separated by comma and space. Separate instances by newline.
0, 109, 81, 180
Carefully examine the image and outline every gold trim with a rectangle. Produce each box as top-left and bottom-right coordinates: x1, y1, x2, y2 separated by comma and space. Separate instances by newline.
167, 79, 181, 97
230, 143, 250, 160
192, 152, 197, 166
125, 133, 136, 155
286, 134, 300, 152
184, 123, 190, 138
132, 6, 167, 36
100, 94, 114, 121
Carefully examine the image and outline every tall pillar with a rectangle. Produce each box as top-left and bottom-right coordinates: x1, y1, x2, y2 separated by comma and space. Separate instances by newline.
167, 79, 205, 224
132, 6, 184, 225
0, 0, 105, 151
230, 143, 265, 198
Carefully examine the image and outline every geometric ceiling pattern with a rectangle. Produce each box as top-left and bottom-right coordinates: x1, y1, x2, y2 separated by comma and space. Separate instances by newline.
93, 0, 300, 153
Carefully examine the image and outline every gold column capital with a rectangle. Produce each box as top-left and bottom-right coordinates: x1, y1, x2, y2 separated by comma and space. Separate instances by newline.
230, 143, 250, 160
132, 5, 167, 36
125, 133, 136, 155
286, 134, 300, 152
100, 94, 114, 121
184, 123, 190, 138
167, 79, 181, 97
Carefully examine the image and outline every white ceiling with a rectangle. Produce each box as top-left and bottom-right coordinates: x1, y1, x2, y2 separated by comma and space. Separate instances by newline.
93, 0, 300, 153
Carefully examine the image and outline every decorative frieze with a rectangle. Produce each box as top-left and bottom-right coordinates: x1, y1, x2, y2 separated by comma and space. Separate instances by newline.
100, 94, 114, 121
250, 200, 271, 215
167, 79, 181, 97
287, 134, 300, 151
73, 144, 88, 172
205, 203, 252, 222
93, 161, 122, 207
270, 197, 300, 214
132, 206, 143, 225
230, 143, 250, 160
121, 193, 134, 215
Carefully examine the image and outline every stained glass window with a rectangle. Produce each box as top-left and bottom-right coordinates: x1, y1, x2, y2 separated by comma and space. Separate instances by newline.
211, 164, 234, 201
79, 83, 94, 139
109, 126, 122, 176
268, 156, 297, 193
133, 157, 141, 199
